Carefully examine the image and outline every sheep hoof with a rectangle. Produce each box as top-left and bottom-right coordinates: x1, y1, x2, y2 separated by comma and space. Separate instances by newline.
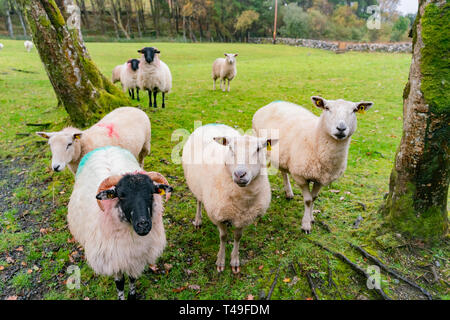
286, 195, 294, 200
231, 266, 240, 274
192, 221, 202, 229
128, 293, 136, 300
217, 265, 225, 273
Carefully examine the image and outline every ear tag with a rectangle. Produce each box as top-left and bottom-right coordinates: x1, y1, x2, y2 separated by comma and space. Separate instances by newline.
74, 134, 81, 140
357, 108, 365, 115
267, 141, 272, 151
158, 188, 165, 196
107, 192, 115, 199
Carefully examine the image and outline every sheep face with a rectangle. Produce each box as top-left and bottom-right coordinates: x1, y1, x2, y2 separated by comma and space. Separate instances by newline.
36, 131, 82, 172
96, 174, 172, 236
312, 96, 373, 141
224, 53, 238, 64
138, 47, 160, 64
213, 136, 277, 187
127, 59, 140, 71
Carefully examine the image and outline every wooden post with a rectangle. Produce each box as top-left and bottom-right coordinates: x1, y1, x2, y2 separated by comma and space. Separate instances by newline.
273, 0, 277, 44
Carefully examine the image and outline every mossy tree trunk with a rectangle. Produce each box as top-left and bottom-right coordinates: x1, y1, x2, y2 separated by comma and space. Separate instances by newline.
382, 0, 449, 241
18, 0, 130, 127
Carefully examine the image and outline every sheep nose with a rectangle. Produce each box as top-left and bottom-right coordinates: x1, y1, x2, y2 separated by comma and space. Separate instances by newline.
234, 169, 247, 179
53, 165, 61, 172
136, 220, 150, 230
336, 123, 347, 132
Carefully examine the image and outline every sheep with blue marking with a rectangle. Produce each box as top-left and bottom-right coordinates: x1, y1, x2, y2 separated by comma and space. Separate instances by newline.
68, 146, 172, 300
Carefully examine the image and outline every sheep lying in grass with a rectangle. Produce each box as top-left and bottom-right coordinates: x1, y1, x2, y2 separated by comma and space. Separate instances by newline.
112, 59, 141, 100
36, 107, 151, 174
68, 146, 172, 300
137, 47, 172, 108
24, 40, 33, 52
182, 124, 277, 273
212, 53, 238, 92
252, 97, 373, 233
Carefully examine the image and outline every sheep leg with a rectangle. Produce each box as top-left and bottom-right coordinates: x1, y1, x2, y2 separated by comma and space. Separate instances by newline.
131, 88, 135, 100
128, 89, 132, 97
230, 227, 243, 274
147, 89, 152, 108
114, 274, 125, 300
193, 200, 202, 228
153, 90, 158, 108
300, 183, 314, 234
213, 79, 216, 90
310, 182, 323, 223
282, 171, 294, 199
162, 92, 166, 108
221, 79, 225, 92
227, 79, 230, 92
136, 88, 140, 101
216, 222, 228, 272
128, 276, 136, 300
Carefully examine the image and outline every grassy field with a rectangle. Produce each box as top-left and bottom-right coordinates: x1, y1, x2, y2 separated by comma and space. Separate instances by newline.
0, 39, 448, 300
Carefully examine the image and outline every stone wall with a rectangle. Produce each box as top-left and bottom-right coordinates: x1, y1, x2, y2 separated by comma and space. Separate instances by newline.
249, 37, 412, 53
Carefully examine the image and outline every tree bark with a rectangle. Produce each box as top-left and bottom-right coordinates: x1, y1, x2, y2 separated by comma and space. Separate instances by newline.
18, 0, 129, 127
382, 0, 449, 241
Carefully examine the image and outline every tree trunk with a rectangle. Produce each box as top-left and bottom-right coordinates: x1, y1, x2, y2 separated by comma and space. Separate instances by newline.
18, 0, 129, 127
382, 0, 449, 242
14, 0, 28, 37
109, 0, 130, 39
5, 1, 14, 38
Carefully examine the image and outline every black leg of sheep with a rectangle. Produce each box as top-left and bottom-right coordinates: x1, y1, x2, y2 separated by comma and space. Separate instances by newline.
128, 277, 136, 300
153, 90, 158, 108
114, 274, 125, 300
147, 89, 152, 108
162, 92, 165, 108
136, 88, 140, 101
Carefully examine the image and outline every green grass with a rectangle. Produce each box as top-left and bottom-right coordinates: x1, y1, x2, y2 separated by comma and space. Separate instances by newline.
0, 39, 448, 300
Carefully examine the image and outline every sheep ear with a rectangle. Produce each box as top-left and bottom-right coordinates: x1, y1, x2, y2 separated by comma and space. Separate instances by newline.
73, 133, 82, 141
96, 188, 117, 200
311, 96, 326, 109
155, 49, 160, 54
259, 138, 278, 151
137, 49, 143, 53
355, 101, 373, 113
234, 53, 238, 57
36, 132, 53, 139
213, 136, 230, 146
224, 53, 228, 57
154, 184, 173, 197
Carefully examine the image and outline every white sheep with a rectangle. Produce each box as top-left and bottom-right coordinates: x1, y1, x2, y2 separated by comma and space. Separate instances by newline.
68, 146, 172, 299
252, 97, 372, 233
137, 47, 172, 108
24, 40, 33, 52
36, 107, 151, 174
0, 43, 4, 50
182, 124, 277, 273
112, 64, 123, 83
212, 53, 238, 92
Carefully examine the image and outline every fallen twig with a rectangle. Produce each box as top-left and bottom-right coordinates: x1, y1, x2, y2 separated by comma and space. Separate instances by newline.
266, 263, 281, 300
307, 238, 391, 300
327, 257, 342, 299
349, 242, 432, 300
316, 220, 332, 233
305, 271, 319, 300
25, 122, 51, 127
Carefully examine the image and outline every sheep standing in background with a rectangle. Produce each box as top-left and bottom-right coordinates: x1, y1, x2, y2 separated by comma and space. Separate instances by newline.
68, 146, 172, 300
36, 107, 151, 174
112, 64, 123, 83
0, 43, 4, 50
252, 97, 373, 233
137, 47, 172, 108
212, 53, 238, 92
24, 40, 33, 52
120, 59, 140, 100
182, 124, 277, 273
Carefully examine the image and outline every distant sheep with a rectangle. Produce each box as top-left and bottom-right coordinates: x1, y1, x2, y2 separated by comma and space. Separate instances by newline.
0, 43, 4, 50
182, 124, 277, 273
212, 53, 238, 92
68, 146, 172, 299
253, 97, 372, 233
137, 47, 172, 108
36, 107, 151, 174
24, 40, 33, 52
112, 64, 123, 83
120, 59, 140, 100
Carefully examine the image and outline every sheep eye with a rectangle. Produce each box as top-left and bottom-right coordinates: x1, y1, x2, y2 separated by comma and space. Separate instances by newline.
324, 106, 330, 111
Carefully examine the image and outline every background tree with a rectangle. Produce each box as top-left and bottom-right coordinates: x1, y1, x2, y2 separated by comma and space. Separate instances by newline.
382, 0, 449, 241
279, 3, 310, 38
18, 0, 129, 126
235, 9, 259, 42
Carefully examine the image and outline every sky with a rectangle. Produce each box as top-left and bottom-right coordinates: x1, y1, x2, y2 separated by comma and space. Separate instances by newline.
397, 0, 419, 15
